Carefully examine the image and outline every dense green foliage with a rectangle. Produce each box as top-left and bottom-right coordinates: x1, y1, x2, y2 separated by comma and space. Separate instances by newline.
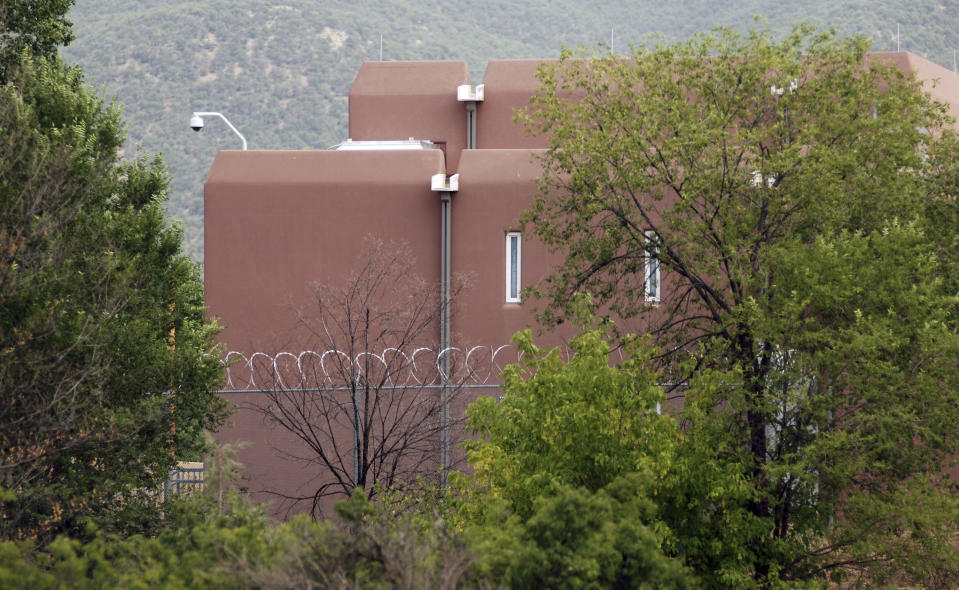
0, 0, 74, 81
459, 312, 770, 588
0, 8, 227, 543
60, 0, 959, 258
0, 477, 478, 590
518, 25, 959, 587
466, 316, 672, 518
463, 317, 695, 589
0, 453, 686, 590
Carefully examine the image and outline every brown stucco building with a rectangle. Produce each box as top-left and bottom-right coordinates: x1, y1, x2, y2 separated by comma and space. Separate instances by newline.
204, 53, 959, 513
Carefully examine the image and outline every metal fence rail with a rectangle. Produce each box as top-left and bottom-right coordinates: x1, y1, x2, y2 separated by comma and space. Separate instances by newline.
163, 461, 204, 502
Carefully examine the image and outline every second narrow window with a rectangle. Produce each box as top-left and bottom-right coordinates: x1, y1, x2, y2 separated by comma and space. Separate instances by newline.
506, 232, 521, 302
645, 230, 660, 302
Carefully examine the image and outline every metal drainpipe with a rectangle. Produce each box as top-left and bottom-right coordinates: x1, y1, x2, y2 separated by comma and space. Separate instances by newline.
437, 85, 481, 483
465, 101, 477, 150
457, 83, 483, 151
440, 191, 451, 484
431, 173, 458, 485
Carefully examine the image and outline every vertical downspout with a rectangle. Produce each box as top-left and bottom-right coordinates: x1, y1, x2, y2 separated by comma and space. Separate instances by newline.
458, 83, 483, 151
449, 102, 474, 480
431, 172, 459, 484
433, 84, 481, 484
465, 101, 477, 151
440, 192, 452, 483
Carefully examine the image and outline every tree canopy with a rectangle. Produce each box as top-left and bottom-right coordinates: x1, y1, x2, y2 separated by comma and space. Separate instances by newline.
518, 26, 959, 587
463, 313, 695, 589
0, 0, 74, 82
0, 32, 227, 542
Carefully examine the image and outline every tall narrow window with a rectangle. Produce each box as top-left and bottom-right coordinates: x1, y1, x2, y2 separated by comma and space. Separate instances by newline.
506, 232, 521, 302
644, 231, 660, 302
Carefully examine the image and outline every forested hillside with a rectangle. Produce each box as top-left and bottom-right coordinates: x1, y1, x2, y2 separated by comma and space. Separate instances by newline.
62, 0, 959, 258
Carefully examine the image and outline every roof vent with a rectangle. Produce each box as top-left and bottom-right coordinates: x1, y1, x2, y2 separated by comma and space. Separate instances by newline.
332, 139, 438, 151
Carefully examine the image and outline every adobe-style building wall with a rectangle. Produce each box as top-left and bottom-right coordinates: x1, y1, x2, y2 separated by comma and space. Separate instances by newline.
208, 61, 583, 364
476, 60, 551, 150
205, 149, 447, 356
204, 125, 565, 514
348, 61, 471, 173
451, 148, 553, 345
205, 149, 454, 513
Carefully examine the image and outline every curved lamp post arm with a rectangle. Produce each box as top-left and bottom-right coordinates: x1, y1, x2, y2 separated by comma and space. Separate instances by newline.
191, 111, 248, 150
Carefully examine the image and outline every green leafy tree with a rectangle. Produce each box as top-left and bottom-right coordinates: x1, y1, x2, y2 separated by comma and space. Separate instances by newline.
520, 26, 959, 587
463, 314, 694, 589
0, 0, 74, 81
0, 51, 227, 542
466, 313, 674, 517
0, 479, 477, 590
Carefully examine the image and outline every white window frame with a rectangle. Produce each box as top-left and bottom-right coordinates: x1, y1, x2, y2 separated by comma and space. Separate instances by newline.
505, 232, 522, 303
644, 230, 660, 302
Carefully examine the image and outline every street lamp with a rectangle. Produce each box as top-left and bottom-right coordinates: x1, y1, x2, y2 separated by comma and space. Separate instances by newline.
189, 111, 247, 150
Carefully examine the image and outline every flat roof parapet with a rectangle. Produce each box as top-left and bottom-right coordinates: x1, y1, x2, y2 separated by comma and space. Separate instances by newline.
350, 60, 471, 96
204, 149, 446, 187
